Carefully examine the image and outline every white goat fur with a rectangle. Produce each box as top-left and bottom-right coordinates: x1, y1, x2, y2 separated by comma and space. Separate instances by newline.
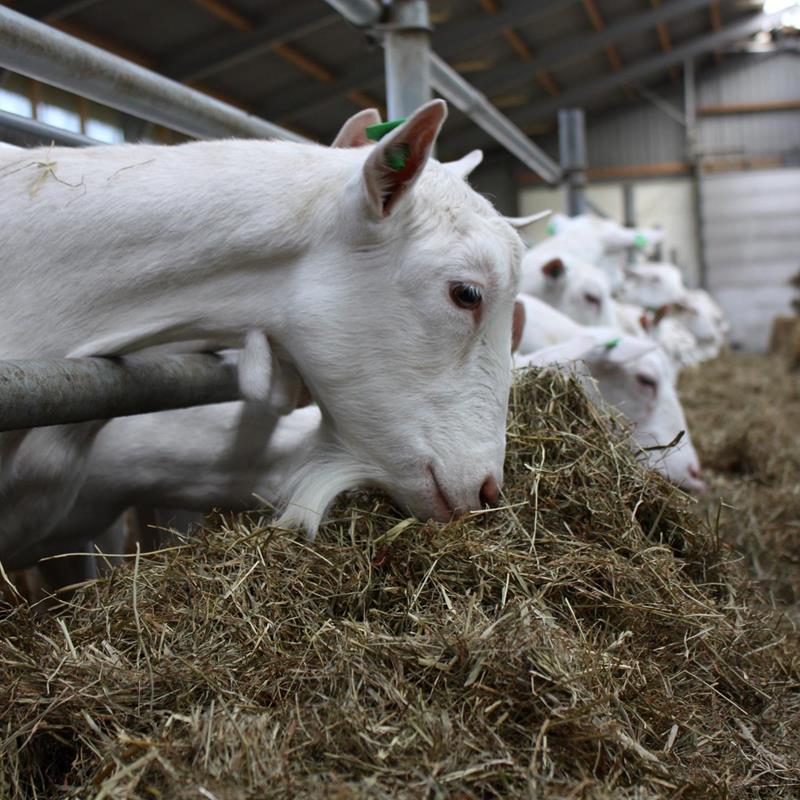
0, 101, 529, 560
520, 243, 616, 327
671, 289, 728, 360
618, 262, 689, 310
9, 404, 323, 572
513, 295, 704, 493
546, 213, 664, 289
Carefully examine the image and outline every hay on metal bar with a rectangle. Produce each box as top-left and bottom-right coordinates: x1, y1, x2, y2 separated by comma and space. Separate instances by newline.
1, 366, 798, 799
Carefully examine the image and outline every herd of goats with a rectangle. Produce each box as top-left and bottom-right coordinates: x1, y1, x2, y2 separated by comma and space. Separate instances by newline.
0, 99, 727, 598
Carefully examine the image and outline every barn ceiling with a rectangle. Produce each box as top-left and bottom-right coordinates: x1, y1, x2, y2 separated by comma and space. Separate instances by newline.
0, 0, 783, 164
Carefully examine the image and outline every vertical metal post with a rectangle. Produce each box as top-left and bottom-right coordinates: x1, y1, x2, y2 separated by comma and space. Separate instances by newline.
383, 0, 432, 119
623, 183, 636, 228
558, 108, 588, 217
684, 57, 697, 147
685, 57, 707, 289
623, 182, 636, 264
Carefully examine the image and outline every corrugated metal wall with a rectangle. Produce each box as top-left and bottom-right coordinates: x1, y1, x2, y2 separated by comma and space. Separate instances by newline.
698, 53, 800, 159
701, 168, 800, 351
518, 51, 800, 351
583, 52, 800, 167
587, 90, 686, 167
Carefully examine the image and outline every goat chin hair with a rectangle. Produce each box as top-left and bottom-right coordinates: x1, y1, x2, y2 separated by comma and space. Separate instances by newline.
276, 445, 381, 541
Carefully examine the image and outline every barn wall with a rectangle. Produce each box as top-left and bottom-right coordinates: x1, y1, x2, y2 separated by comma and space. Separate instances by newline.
518, 51, 800, 351
697, 52, 800, 161
582, 52, 800, 168
587, 90, 685, 168
701, 168, 800, 352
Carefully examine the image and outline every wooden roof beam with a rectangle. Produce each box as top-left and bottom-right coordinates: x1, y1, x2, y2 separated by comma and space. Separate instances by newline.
709, 1, 723, 64
188, 0, 251, 32
481, 0, 560, 97
581, 0, 634, 98
650, 0, 681, 86
649, 0, 680, 84
189, 0, 340, 86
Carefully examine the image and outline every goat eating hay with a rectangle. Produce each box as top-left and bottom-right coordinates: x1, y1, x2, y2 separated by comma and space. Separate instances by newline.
1, 368, 798, 799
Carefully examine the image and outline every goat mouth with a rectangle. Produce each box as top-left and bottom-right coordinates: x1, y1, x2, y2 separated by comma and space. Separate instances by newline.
684, 476, 708, 496
427, 465, 456, 519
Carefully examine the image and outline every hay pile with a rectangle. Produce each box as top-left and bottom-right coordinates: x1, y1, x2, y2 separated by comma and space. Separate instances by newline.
681, 352, 800, 609
2, 369, 799, 799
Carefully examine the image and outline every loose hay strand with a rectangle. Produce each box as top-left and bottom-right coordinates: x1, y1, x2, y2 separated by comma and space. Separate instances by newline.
1, 365, 798, 799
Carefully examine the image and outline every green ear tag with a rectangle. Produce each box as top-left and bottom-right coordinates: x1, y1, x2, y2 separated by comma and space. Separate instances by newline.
633, 233, 648, 248
546, 222, 556, 236
385, 143, 410, 171
365, 118, 410, 171
604, 337, 620, 350
365, 118, 407, 142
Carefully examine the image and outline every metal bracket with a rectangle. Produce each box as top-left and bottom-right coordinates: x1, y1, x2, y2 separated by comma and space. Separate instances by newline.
636, 83, 687, 128
374, 0, 432, 33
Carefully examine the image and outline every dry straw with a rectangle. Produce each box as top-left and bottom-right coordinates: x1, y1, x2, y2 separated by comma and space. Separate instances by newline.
682, 353, 800, 610
2, 366, 799, 798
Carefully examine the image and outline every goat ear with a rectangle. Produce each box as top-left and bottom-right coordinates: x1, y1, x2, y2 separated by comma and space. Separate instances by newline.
592, 335, 657, 366
331, 108, 382, 148
511, 299, 525, 353
653, 304, 671, 325
504, 209, 551, 239
361, 99, 447, 218
442, 149, 483, 180
541, 257, 565, 280
515, 334, 598, 368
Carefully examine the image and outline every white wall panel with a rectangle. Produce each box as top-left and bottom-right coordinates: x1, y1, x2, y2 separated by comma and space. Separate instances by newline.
634, 179, 700, 286
519, 178, 699, 285
701, 168, 800, 351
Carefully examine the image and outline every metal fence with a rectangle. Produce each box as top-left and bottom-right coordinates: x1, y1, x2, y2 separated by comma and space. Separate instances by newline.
0, 0, 572, 431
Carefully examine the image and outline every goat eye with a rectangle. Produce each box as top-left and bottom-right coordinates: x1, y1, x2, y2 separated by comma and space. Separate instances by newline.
636, 373, 658, 392
584, 292, 601, 308
450, 282, 483, 310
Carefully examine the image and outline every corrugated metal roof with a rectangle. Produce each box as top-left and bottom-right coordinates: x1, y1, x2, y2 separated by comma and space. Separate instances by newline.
0, 0, 794, 163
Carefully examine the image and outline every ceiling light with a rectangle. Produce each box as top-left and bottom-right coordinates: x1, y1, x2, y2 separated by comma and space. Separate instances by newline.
763, 0, 800, 29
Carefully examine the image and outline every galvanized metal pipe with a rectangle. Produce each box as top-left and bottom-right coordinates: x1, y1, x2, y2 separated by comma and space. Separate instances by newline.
430, 55, 562, 185
323, 0, 562, 185
0, 6, 307, 143
324, 0, 382, 27
623, 182, 636, 265
0, 354, 239, 432
0, 108, 100, 147
383, 1, 432, 118
684, 57, 708, 290
558, 108, 587, 216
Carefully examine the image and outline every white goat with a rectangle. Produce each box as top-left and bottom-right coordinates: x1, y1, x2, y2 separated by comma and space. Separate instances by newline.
520, 243, 616, 327
0, 100, 540, 559
514, 295, 705, 493
546, 213, 664, 289
671, 288, 728, 360
611, 300, 650, 339
9, 403, 323, 572
23, 294, 528, 574
617, 262, 689, 310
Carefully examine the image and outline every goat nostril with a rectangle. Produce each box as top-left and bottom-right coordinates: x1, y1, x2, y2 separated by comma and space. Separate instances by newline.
688, 465, 702, 480
479, 476, 500, 507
